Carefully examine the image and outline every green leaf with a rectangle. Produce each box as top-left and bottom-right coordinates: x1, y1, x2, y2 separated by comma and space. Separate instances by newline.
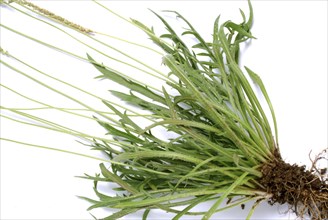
103, 208, 141, 220
114, 150, 204, 165
109, 91, 171, 117
225, 21, 255, 39
202, 172, 249, 220
97, 118, 143, 144
141, 118, 224, 136
100, 163, 138, 194
245, 66, 278, 147
88, 54, 165, 104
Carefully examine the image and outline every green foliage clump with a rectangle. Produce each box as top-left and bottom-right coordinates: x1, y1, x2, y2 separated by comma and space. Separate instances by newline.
83, 1, 279, 219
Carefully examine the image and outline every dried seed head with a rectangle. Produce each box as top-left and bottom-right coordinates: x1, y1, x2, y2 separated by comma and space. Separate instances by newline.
12, 0, 93, 34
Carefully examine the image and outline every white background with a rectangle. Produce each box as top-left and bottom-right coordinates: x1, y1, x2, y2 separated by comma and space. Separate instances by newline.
1, 1, 327, 219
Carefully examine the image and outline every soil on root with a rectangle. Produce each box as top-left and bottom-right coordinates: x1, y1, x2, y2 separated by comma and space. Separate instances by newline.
259, 150, 328, 220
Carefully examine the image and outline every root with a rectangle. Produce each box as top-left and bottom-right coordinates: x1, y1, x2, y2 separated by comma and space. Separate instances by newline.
259, 149, 328, 220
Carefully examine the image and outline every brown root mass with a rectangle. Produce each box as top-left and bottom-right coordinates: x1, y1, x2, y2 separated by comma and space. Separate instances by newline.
259, 150, 328, 220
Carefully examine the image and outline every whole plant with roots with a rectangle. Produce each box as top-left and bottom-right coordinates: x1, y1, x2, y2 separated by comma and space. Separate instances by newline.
1, 0, 327, 219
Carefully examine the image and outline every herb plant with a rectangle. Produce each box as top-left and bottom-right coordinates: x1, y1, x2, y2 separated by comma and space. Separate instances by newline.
1, 0, 327, 219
